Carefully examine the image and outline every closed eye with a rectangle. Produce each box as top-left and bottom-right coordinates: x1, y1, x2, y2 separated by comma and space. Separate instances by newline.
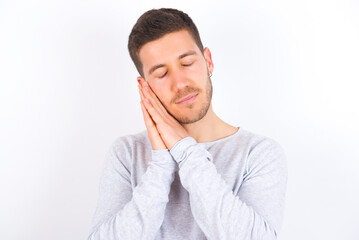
159, 71, 167, 78
182, 62, 193, 67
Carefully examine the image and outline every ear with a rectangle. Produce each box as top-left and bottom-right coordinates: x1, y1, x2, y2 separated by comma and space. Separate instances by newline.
137, 76, 145, 85
203, 47, 214, 75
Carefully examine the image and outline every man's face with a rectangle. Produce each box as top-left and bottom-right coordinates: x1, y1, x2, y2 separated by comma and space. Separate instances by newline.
138, 29, 214, 124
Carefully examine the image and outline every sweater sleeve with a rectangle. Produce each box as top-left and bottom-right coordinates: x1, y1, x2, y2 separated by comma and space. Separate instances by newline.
88, 140, 176, 240
169, 137, 288, 240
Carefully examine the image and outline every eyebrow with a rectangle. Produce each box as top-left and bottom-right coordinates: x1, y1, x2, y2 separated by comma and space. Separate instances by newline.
148, 64, 166, 76
148, 50, 198, 75
178, 50, 197, 59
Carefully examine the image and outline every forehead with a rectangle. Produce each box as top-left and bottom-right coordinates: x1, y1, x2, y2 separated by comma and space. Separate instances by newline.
139, 30, 200, 70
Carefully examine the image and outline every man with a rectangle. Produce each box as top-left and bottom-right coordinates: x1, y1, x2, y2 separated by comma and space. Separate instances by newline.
88, 8, 287, 240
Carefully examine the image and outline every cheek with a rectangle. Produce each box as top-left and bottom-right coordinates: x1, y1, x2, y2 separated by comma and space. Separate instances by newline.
149, 83, 169, 103
196, 69, 208, 85
191, 64, 208, 81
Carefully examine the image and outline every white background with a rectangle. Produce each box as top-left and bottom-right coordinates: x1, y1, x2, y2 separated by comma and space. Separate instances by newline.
1, 0, 358, 239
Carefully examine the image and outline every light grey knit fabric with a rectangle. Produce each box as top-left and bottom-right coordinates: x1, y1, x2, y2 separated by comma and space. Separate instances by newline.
88, 127, 287, 240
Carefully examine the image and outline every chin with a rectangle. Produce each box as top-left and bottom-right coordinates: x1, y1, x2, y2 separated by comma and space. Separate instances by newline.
172, 102, 210, 124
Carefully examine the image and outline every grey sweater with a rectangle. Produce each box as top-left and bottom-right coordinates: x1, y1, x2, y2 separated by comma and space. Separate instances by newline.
88, 127, 287, 240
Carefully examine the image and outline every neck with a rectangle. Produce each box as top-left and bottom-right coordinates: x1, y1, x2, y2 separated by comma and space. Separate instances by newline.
181, 103, 238, 143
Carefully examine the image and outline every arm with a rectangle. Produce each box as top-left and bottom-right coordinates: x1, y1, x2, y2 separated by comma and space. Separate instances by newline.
88, 141, 176, 240
169, 137, 288, 240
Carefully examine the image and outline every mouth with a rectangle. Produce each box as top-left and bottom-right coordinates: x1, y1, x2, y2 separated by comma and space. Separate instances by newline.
176, 93, 198, 104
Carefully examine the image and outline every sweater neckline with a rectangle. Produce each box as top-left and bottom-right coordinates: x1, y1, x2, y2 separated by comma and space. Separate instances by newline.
197, 126, 241, 146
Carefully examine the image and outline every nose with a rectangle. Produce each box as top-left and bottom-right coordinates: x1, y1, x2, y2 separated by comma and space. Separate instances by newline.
170, 67, 191, 92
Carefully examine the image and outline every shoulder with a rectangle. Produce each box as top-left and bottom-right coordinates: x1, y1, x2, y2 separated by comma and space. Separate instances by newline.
104, 130, 150, 167
237, 128, 285, 156
109, 129, 149, 154
237, 128, 287, 173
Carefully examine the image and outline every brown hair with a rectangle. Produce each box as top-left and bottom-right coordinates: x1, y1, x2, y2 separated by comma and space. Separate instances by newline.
128, 8, 204, 77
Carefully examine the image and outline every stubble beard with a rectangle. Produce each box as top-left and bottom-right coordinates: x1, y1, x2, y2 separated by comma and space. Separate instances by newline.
166, 75, 213, 125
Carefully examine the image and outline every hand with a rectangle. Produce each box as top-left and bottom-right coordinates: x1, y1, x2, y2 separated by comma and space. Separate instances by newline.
138, 79, 167, 150
138, 77, 189, 150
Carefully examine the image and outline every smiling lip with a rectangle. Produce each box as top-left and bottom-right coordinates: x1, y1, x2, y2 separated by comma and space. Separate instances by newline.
176, 94, 198, 104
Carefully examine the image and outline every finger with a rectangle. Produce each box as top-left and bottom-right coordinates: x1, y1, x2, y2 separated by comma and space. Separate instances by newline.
140, 99, 156, 129
143, 84, 167, 114
138, 85, 146, 102
140, 80, 168, 115
140, 100, 167, 150
141, 100, 165, 143
139, 84, 166, 124
138, 79, 155, 107
142, 97, 164, 125
138, 77, 161, 109
139, 85, 157, 115
138, 78, 169, 125
139, 86, 155, 126
139, 83, 179, 132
